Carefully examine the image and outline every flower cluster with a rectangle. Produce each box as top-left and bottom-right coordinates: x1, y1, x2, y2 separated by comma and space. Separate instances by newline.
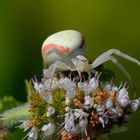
19, 72, 140, 140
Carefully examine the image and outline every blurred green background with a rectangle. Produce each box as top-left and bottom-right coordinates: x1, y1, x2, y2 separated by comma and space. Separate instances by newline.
0, 0, 140, 139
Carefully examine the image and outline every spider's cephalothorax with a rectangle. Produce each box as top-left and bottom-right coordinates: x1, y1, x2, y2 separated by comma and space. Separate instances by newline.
41, 30, 140, 81
42, 30, 86, 67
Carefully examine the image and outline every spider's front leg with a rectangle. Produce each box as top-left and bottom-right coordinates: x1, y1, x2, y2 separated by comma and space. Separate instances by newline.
43, 48, 75, 69
44, 61, 73, 79
43, 48, 76, 79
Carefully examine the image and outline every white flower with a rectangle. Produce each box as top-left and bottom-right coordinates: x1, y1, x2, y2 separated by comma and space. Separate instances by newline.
89, 76, 99, 91
65, 97, 71, 105
83, 82, 91, 95
65, 106, 71, 112
32, 77, 45, 93
118, 87, 129, 98
39, 84, 46, 93
106, 109, 118, 122
99, 115, 108, 128
51, 79, 60, 89
79, 116, 88, 127
58, 78, 65, 88
42, 91, 52, 104
115, 107, 124, 117
77, 82, 83, 90
117, 87, 129, 107
63, 78, 76, 90
96, 104, 105, 114
44, 79, 52, 91
32, 77, 40, 92
77, 82, 91, 95
66, 90, 75, 99
47, 106, 55, 117
104, 83, 112, 92
78, 74, 99, 96
105, 98, 113, 110
84, 96, 94, 109
62, 78, 76, 99
130, 98, 140, 112
18, 120, 30, 131
42, 122, 55, 136
99, 116, 105, 128
73, 109, 89, 119
28, 127, 38, 140
65, 112, 75, 132
112, 86, 118, 92
79, 116, 88, 136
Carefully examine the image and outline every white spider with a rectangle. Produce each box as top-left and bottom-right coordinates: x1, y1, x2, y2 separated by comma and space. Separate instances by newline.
42, 30, 140, 80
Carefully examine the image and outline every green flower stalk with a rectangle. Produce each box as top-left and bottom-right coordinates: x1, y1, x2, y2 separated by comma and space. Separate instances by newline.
1, 103, 31, 127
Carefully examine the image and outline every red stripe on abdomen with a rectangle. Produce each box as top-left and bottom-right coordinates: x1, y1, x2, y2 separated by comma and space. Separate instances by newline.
42, 44, 70, 56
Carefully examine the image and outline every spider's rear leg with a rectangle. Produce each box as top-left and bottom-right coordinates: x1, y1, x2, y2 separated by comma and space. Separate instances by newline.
94, 55, 132, 83
91, 49, 139, 84
92, 49, 140, 68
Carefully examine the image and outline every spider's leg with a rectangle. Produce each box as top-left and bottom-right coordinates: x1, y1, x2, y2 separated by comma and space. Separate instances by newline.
92, 49, 140, 68
92, 53, 133, 83
44, 61, 73, 79
109, 56, 133, 83
44, 48, 75, 69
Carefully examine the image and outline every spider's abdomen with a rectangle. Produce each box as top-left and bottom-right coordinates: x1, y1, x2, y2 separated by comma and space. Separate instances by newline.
41, 30, 86, 66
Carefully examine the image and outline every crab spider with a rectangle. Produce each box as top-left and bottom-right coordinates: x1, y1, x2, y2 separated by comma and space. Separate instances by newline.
41, 30, 140, 80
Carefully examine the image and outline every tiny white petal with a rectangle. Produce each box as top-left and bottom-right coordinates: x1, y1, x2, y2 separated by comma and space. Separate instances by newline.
32, 80, 39, 92
28, 127, 38, 140
84, 96, 94, 109
66, 90, 75, 99
105, 99, 113, 109
18, 120, 30, 131
83, 82, 91, 95
117, 87, 129, 107
59, 78, 65, 88
89, 77, 99, 91
42, 91, 52, 104
96, 104, 105, 114
115, 107, 124, 117
77, 82, 84, 90
112, 86, 118, 91
118, 87, 129, 99
65, 97, 71, 105
74, 109, 89, 119
99, 117, 105, 128
39, 84, 46, 93
65, 112, 75, 132
51, 80, 59, 89
79, 116, 88, 127
47, 106, 55, 116
42, 122, 55, 136
65, 107, 70, 112
130, 99, 140, 112
104, 84, 112, 92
